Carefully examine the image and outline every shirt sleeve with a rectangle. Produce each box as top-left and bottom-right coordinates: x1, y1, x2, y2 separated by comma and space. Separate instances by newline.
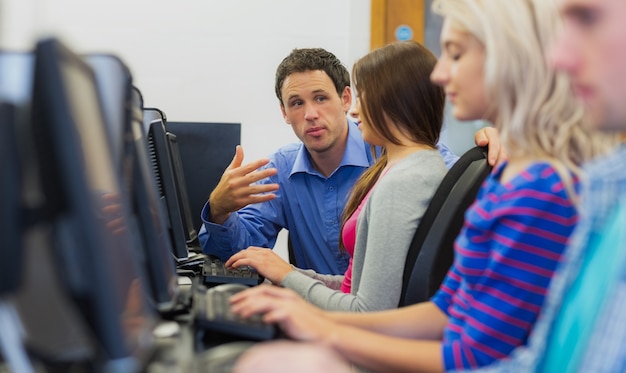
198, 163, 284, 261
291, 267, 345, 290
436, 141, 459, 169
431, 265, 463, 315
441, 173, 577, 370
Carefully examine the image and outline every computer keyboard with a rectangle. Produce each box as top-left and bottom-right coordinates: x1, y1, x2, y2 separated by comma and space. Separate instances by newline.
201, 255, 263, 286
193, 283, 277, 341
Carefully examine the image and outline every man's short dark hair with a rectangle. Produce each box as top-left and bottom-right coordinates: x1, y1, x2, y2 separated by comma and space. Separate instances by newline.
275, 48, 351, 105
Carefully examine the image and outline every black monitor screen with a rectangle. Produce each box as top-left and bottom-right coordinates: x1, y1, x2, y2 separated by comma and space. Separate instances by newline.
83, 54, 134, 190
129, 89, 179, 312
143, 108, 189, 260
166, 131, 198, 246
0, 51, 34, 105
0, 102, 22, 295
165, 121, 241, 236
85, 55, 179, 314
29, 37, 157, 370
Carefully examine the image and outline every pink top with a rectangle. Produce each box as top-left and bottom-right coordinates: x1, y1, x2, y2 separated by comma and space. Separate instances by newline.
339, 167, 392, 293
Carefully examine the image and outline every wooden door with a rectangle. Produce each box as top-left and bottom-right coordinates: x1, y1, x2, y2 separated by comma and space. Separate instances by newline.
371, 0, 425, 50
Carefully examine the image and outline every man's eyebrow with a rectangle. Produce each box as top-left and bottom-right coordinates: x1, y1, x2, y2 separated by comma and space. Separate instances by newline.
311, 89, 328, 95
285, 93, 301, 102
287, 89, 328, 101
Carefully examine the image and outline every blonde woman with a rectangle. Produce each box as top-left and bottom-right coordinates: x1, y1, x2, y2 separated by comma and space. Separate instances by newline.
228, 0, 607, 371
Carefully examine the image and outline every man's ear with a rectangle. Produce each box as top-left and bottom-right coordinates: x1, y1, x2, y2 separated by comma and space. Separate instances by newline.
341, 86, 353, 113
280, 104, 290, 124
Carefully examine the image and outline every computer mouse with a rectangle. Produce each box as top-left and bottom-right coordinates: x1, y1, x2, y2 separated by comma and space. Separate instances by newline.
152, 320, 181, 339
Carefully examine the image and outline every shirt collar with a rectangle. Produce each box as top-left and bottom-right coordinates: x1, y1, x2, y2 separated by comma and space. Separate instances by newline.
290, 118, 372, 177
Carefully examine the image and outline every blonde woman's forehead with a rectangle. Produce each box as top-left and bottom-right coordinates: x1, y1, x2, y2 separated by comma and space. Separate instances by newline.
439, 19, 483, 52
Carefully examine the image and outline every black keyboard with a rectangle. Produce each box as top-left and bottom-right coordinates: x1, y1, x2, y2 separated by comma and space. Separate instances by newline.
193, 283, 277, 341
201, 256, 263, 286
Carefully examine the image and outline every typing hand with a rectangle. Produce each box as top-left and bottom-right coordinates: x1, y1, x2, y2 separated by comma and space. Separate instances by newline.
225, 247, 294, 284
209, 145, 279, 224
230, 285, 333, 343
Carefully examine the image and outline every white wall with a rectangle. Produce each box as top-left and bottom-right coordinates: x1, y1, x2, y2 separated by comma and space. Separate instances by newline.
1, 0, 371, 163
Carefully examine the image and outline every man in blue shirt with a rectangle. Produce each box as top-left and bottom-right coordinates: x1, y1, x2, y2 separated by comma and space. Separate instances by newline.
198, 48, 491, 275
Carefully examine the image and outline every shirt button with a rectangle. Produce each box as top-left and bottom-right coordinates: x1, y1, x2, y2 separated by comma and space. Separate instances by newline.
329, 187, 334, 191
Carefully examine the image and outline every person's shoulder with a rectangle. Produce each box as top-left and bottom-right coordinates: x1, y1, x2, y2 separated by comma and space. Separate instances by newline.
393, 150, 446, 177
517, 162, 571, 187
381, 150, 446, 189
497, 161, 576, 204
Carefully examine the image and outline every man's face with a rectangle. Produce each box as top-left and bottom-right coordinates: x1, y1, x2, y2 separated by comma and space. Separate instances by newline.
280, 70, 352, 157
552, 0, 626, 130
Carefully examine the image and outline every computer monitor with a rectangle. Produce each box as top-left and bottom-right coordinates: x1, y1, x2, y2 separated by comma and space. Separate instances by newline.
0, 101, 39, 373
0, 101, 22, 295
28, 37, 157, 371
166, 131, 199, 247
128, 88, 180, 313
164, 121, 241, 237
83, 54, 134, 188
0, 51, 34, 105
1, 52, 92, 368
142, 108, 189, 260
84, 55, 180, 315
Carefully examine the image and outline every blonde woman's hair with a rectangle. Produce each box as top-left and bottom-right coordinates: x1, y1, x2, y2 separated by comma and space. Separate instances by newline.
432, 0, 613, 201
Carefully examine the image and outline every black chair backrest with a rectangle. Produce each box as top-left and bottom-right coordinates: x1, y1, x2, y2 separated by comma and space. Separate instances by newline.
398, 146, 492, 306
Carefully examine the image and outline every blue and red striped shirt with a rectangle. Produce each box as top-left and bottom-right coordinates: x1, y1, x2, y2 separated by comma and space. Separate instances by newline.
431, 161, 579, 371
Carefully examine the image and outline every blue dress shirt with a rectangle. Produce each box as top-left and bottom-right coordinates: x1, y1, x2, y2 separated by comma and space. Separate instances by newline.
199, 119, 458, 275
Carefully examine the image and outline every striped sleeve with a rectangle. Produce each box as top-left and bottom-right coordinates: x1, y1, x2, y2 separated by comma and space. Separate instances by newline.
439, 165, 578, 370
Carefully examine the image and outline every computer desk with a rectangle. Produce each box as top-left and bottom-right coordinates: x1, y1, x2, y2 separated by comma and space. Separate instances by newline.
147, 305, 258, 373
146, 318, 196, 373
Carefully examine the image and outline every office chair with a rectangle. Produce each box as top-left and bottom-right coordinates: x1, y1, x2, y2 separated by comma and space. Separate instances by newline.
398, 146, 492, 307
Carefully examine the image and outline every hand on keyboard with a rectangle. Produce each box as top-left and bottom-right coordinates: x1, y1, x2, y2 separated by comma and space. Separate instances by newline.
224, 246, 294, 284
193, 283, 277, 341
202, 256, 263, 286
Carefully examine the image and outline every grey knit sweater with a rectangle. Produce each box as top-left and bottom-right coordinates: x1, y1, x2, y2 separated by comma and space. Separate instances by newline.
281, 149, 447, 312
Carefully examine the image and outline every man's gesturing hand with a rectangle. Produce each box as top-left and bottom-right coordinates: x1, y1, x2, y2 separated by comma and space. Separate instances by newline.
208, 145, 279, 225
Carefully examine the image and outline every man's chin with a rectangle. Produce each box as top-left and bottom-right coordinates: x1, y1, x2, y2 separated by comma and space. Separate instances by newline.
303, 138, 332, 153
